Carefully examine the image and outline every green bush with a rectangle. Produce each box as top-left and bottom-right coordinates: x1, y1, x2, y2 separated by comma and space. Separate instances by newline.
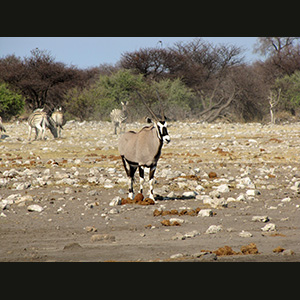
275, 71, 300, 112
63, 69, 195, 121
0, 82, 24, 120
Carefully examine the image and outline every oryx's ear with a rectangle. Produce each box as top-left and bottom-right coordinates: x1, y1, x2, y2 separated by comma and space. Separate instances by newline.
146, 117, 152, 123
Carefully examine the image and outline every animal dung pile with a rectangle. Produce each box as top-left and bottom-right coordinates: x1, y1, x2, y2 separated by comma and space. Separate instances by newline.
201, 243, 259, 257
120, 193, 155, 206
161, 219, 181, 226
153, 207, 201, 217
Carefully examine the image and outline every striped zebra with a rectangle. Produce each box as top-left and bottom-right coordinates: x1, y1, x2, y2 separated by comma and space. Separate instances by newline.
28, 109, 58, 141
0, 116, 6, 133
51, 107, 64, 138
110, 101, 128, 135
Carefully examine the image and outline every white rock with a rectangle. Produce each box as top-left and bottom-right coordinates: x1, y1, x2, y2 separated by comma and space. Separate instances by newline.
108, 208, 119, 214
237, 177, 256, 189
15, 195, 33, 204
236, 194, 246, 201
206, 225, 222, 234
261, 223, 276, 232
239, 230, 253, 238
170, 253, 184, 259
15, 182, 31, 190
88, 176, 98, 184
197, 209, 213, 217
74, 159, 81, 164
246, 189, 261, 196
170, 218, 185, 224
183, 230, 200, 239
107, 167, 116, 173
281, 197, 291, 203
109, 196, 122, 206
27, 204, 43, 212
217, 184, 230, 193
252, 215, 269, 222
172, 232, 184, 240
182, 191, 197, 198
104, 183, 114, 189
64, 187, 72, 194
195, 184, 205, 191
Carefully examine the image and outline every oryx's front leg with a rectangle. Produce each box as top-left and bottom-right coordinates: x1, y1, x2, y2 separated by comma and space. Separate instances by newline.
121, 155, 137, 200
138, 166, 145, 194
149, 165, 157, 202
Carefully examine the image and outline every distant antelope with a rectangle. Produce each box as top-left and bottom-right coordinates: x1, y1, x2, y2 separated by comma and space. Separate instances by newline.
0, 116, 6, 133
118, 92, 170, 202
51, 107, 64, 138
28, 109, 58, 140
110, 101, 128, 134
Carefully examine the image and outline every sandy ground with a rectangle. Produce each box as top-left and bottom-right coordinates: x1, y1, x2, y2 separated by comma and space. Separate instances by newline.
1, 120, 300, 262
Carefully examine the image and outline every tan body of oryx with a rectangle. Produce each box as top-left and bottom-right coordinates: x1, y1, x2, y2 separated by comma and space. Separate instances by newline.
119, 125, 161, 167
118, 91, 170, 201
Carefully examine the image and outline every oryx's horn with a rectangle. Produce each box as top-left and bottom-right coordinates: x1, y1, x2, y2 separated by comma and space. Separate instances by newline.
155, 89, 165, 121
136, 91, 158, 121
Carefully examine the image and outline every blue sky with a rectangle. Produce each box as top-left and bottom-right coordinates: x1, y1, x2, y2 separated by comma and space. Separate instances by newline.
0, 37, 260, 69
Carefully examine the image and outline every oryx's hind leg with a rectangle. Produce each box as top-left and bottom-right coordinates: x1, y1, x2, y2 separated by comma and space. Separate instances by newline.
138, 166, 145, 194
128, 164, 137, 199
149, 165, 157, 202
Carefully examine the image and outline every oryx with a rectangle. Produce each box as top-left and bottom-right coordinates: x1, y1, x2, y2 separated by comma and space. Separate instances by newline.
118, 91, 170, 202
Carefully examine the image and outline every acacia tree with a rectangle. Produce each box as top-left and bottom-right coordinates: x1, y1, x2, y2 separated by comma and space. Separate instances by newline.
254, 37, 300, 76
0, 49, 93, 111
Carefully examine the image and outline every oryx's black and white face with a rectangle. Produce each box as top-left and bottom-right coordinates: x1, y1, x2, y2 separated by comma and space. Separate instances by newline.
156, 120, 170, 144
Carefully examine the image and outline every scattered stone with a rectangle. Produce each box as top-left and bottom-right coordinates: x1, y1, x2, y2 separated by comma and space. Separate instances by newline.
85, 226, 97, 232
169, 218, 185, 225
109, 196, 122, 206
172, 232, 184, 240
63, 242, 83, 250
252, 215, 269, 223
197, 209, 213, 217
282, 249, 294, 256
261, 223, 277, 232
217, 184, 230, 193
90, 234, 116, 242
108, 208, 119, 214
239, 230, 253, 238
246, 189, 261, 196
182, 191, 197, 198
170, 253, 184, 259
202, 196, 227, 208
27, 204, 43, 212
183, 230, 200, 239
206, 225, 222, 234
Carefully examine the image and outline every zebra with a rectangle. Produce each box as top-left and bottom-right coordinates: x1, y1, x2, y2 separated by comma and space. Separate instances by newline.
28, 109, 58, 141
0, 116, 6, 133
51, 107, 64, 138
110, 101, 128, 135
